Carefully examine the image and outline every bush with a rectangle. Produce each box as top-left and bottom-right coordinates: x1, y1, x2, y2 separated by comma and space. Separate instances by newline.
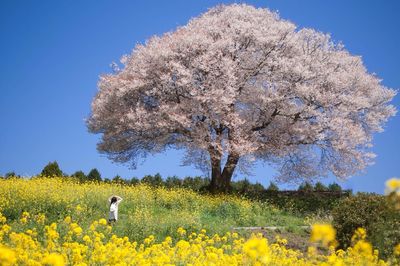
332, 193, 400, 259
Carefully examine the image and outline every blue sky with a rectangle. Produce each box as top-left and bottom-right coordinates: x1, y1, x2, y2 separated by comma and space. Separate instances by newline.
0, 0, 399, 193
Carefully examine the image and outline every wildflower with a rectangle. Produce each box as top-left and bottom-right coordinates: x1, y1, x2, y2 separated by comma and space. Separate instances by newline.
310, 224, 336, 247
64, 216, 72, 224
98, 218, 107, 226
20, 211, 30, 224
351, 227, 367, 243
243, 237, 270, 263
83, 235, 91, 244
42, 253, 65, 266
394, 243, 400, 256
0, 246, 16, 266
36, 213, 46, 224
177, 227, 186, 236
385, 177, 400, 194
0, 212, 6, 224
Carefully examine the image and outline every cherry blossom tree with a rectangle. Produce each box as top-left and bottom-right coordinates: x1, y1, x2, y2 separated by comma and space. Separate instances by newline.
88, 4, 396, 192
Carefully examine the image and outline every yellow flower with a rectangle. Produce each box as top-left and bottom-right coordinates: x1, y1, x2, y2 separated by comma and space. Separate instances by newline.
64, 216, 72, 224
0, 246, 16, 266
83, 235, 91, 243
177, 227, 186, 236
385, 177, 400, 194
42, 253, 65, 266
351, 227, 367, 243
394, 243, 400, 256
20, 211, 30, 224
310, 224, 336, 247
0, 212, 6, 224
243, 237, 270, 263
98, 218, 107, 226
73, 226, 83, 236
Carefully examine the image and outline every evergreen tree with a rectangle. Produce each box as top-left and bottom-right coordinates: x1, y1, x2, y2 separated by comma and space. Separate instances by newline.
87, 168, 101, 181
165, 176, 182, 188
298, 182, 314, 192
314, 182, 328, 191
129, 177, 140, 185
142, 173, 163, 187
41, 161, 63, 177
328, 182, 342, 192
266, 181, 279, 192
71, 171, 86, 182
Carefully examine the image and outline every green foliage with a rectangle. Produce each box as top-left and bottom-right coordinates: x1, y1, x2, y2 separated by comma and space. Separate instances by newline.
182, 176, 209, 191
332, 193, 400, 259
262, 191, 349, 214
112, 175, 125, 184
165, 176, 182, 188
4, 172, 20, 179
266, 182, 279, 192
87, 168, 102, 181
141, 173, 163, 187
231, 178, 265, 196
129, 177, 140, 185
40, 161, 63, 177
71, 171, 86, 182
328, 183, 342, 192
314, 182, 328, 191
298, 182, 314, 192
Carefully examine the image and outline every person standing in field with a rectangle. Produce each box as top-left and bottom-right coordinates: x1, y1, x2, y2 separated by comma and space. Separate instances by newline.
108, 195, 123, 224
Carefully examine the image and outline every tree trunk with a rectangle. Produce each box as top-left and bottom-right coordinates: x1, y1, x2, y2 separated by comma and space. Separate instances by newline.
220, 153, 239, 191
208, 150, 239, 193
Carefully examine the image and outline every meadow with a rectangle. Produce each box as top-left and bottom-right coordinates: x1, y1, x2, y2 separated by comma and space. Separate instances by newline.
0, 177, 399, 265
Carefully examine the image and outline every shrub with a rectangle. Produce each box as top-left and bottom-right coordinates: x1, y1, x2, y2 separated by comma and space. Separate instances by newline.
332, 193, 400, 259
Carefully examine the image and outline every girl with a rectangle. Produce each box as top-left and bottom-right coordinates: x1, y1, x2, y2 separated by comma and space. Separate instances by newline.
108, 195, 123, 223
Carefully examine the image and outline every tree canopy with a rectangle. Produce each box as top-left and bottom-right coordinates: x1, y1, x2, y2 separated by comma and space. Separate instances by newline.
88, 4, 396, 192
41, 161, 63, 177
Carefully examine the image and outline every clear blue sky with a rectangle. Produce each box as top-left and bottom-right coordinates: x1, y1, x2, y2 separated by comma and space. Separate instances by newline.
0, 0, 399, 193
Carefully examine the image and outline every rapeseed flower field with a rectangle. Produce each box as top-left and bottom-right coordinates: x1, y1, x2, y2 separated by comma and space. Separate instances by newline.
0, 177, 399, 265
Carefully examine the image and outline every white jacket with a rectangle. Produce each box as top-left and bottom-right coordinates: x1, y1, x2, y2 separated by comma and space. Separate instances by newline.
108, 196, 123, 220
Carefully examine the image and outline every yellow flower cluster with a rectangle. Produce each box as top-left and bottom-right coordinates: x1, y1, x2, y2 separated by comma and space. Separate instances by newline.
386, 177, 400, 210
309, 224, 336, 247
0, 211, 399, 265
